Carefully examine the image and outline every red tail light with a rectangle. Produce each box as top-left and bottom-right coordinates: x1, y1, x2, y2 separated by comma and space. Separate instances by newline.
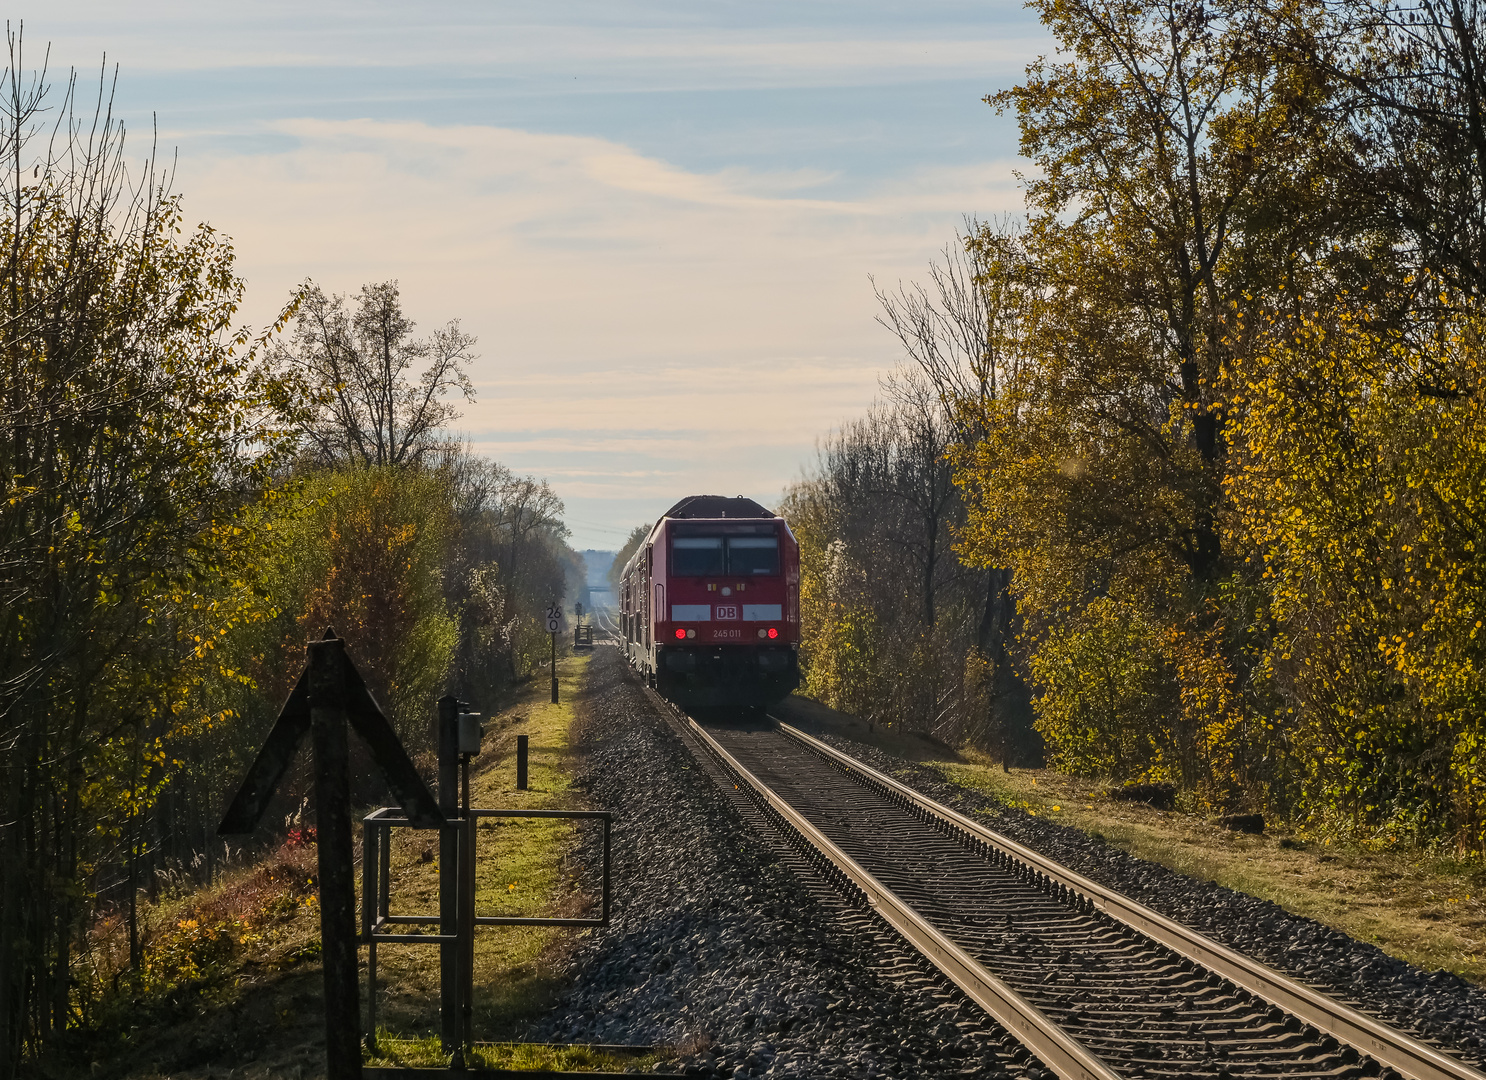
674, 628, 686, 639
767, 627, 778, 639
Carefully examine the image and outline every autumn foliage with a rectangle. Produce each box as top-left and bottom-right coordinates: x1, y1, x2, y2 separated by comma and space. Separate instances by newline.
941, 0, 1486, 853
0, 48, 580, 1075
795, 0, 1486, 857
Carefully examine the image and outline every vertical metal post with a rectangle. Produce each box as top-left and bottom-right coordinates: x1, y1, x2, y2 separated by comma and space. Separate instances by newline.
437, 695, 460, 1054
516, 735, 528, 791
362, 820, 377, 1054
602, 815, 612, 923
550, 631, 558, 703
460, 756, 475, 1050
378, 824, 390, 922
308, 637, 362, 1080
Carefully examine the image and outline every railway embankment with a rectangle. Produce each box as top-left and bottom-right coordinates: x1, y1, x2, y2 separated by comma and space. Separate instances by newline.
771, 694, 1486, 1064
51, 644, 1486, 1078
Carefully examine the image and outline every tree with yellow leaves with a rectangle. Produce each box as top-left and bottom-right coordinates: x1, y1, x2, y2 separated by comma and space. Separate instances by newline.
0, 38, 297, 1067
952, 0, 1385, 801
1228, 298, 1486, 847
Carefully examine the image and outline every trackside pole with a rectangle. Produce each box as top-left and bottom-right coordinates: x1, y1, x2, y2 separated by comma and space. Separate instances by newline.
461, 751, 476, 1049
362, 821, 378, 1054
546, 603, 561, 703
308, 637, 362, 1080
437, 695, 460, 1054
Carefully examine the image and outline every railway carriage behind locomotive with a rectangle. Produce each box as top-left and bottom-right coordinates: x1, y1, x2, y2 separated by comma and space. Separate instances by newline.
619, 495, 801, 710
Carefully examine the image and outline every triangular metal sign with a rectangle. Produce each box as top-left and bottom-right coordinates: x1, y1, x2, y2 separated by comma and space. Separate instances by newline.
219, 635, 443, 834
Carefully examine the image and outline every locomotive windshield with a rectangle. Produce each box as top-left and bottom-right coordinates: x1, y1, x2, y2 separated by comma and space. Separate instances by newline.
670, 533, 779, 576
727, 536, 779, 575
672, 537, 724, 576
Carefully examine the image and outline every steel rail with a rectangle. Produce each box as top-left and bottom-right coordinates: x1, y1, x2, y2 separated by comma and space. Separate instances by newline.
773, 719, 1485, 1080
677, 711, 1121, 1080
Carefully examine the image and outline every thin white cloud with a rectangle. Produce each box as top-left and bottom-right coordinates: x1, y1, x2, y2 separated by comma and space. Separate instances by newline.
181, 117, 1022, 348
170, 117, 1022, 547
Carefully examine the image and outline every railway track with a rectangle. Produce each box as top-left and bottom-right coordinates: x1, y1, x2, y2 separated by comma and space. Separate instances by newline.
644, 688, 1485, 1080
590, 606, 623, 645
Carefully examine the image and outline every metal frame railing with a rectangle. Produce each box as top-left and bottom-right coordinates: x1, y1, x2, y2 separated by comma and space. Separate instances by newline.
359, 806, 612, 1061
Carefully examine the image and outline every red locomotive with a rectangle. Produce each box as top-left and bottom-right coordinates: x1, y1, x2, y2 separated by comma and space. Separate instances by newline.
619, 495, 801, 711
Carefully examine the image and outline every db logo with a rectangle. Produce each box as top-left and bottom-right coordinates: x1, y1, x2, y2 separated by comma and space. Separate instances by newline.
716, 605, 739, 620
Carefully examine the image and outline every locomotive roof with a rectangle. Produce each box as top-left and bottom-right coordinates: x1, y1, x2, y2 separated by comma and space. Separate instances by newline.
659, 495, 776, 520
623, 496, 785, 579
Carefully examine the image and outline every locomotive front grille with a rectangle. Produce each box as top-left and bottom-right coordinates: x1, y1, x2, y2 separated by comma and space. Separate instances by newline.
655, 645, 800, 709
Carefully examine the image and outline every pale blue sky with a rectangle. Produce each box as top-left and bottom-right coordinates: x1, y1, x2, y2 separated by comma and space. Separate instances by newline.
30, 2, 1047, 549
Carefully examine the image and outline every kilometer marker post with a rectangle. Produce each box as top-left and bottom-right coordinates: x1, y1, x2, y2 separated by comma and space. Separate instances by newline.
546, 604, 561, 703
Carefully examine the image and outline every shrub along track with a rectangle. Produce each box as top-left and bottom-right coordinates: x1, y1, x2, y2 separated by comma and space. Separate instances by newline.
675, 706, 1486, 1080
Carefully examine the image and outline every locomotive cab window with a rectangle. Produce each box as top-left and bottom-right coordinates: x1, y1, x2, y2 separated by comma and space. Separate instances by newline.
672, 536, 724, 576
727, 536, 779, 575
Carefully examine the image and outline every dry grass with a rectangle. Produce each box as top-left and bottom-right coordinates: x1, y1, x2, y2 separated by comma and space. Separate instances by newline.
367, 649, 600, 1041
365, 1034, 657, 1072
79, 840, 325, 1009
58, 839, 332, 1079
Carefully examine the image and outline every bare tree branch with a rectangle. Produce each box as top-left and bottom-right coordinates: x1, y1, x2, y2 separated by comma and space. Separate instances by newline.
273, 280, 476, 468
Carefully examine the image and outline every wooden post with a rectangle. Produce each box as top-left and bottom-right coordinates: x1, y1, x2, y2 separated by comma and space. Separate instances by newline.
550, 630, 558, 703
220, 631, 443, 1076
516, 734, 529, 791
437, 695, 460, 1054
308, 636, 362, 1080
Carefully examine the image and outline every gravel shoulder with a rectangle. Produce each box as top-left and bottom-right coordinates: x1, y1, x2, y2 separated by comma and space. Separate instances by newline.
539, 656, 1486, 1075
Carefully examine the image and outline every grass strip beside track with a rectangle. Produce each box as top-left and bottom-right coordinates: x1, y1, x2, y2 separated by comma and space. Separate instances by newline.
363, 1035, 656, 1073
365, 649, 605, 1059
939, 755, 1486, 984
49, 649, 607, 1080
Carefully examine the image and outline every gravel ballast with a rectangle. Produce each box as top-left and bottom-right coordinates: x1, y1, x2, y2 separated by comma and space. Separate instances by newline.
530, 649, 1034, 1078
